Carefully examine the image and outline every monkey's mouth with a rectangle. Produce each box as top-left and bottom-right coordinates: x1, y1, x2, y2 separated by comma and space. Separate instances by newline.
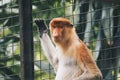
53, 37, 61, 42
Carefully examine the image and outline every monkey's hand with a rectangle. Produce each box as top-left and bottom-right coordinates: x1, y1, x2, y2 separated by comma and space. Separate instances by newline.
35, 19, 48, 37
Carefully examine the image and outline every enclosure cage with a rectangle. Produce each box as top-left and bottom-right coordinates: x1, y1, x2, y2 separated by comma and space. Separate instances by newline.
0, 0, 120, 80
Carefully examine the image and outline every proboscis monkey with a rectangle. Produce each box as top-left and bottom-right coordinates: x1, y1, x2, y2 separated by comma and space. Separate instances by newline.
35, 17, 102, 80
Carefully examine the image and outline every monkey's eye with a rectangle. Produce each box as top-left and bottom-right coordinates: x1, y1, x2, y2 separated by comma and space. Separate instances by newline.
59, 26, 63, 28
52, 26, 56, 28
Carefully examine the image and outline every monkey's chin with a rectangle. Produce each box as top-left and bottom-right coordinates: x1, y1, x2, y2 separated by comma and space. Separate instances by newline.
53, 38, 62, 43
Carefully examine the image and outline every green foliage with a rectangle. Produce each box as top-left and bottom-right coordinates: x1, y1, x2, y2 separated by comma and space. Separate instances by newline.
0, 0, 71, 80
0, 0, 120, 80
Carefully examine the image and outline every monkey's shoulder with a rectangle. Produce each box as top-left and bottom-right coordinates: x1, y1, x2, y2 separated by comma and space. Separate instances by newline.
75, 40, 90, 54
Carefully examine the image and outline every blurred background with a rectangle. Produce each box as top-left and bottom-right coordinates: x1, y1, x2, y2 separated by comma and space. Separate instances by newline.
0, 0, 120, 80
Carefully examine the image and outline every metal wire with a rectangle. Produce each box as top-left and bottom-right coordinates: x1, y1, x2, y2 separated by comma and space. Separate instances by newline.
0, 0, 120, 80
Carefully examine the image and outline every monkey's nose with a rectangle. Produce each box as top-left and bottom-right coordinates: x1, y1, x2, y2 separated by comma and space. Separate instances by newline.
53, 31, 59, 37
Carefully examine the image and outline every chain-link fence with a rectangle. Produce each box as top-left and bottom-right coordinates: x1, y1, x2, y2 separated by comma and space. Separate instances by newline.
0, 0, 20, 80
0, 0, 120, 80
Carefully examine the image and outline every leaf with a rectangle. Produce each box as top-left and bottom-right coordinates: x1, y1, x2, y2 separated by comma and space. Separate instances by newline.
0, 64, 20, 80
3, 19, 9, 27
94, 26, 102, 60
84, 1, 95, 45
101, 3, 114, 45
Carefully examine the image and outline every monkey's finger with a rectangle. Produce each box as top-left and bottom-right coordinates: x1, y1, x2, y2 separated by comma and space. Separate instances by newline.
35, 18, 48, 28
34, 18, 48, 37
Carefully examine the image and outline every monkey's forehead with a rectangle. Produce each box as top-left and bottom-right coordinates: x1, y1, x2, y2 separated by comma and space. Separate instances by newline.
50, 17, 72, 26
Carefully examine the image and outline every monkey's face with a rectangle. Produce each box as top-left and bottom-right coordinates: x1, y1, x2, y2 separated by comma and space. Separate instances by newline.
49, 17, 73, 44
50, 25, 65, 43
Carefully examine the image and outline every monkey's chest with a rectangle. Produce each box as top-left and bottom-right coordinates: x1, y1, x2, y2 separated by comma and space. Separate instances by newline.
55, 53, 81, 80
57, 49, 78, 67
59, 55, 77, 66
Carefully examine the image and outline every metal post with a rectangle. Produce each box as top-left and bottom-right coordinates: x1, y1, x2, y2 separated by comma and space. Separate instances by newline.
19, 0, 34, 80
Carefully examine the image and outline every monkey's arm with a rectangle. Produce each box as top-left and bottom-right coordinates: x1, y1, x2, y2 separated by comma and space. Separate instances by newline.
35, 19, 58, 72
74, 41, 103, 80
40, 33, 57, 66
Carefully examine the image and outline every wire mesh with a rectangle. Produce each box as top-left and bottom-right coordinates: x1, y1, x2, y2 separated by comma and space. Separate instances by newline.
0, 0, 120, 80
0, 0, 20, 80
33, 0, 120, 80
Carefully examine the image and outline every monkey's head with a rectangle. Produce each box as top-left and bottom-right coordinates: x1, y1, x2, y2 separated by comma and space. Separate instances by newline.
49, 17, 74, 45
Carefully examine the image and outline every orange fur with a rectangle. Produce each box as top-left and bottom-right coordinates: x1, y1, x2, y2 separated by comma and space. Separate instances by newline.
49, 17, 102, 80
